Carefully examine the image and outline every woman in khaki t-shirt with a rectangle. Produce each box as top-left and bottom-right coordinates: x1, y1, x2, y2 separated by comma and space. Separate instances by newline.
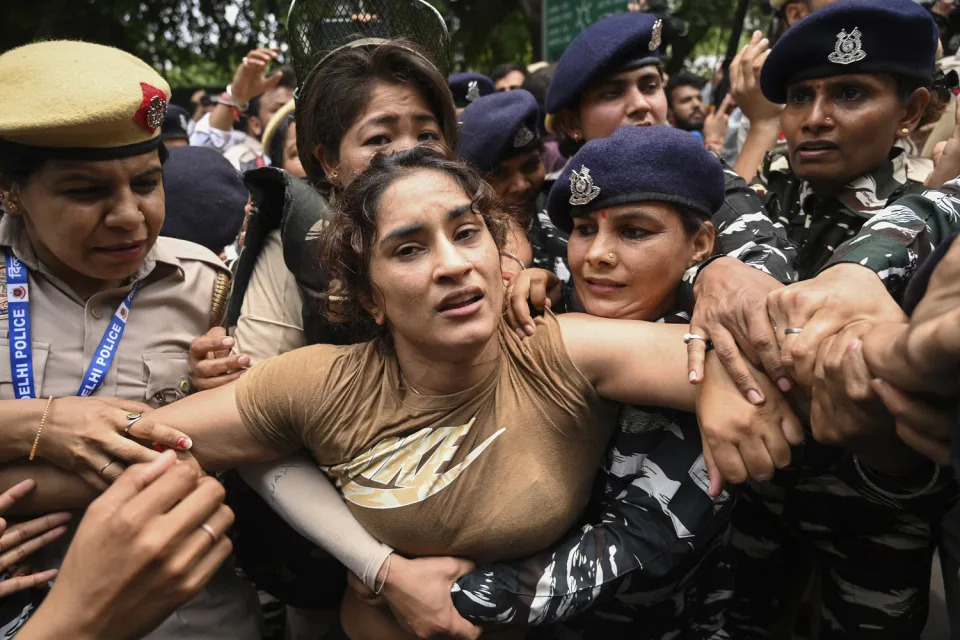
151, 148, 791, 639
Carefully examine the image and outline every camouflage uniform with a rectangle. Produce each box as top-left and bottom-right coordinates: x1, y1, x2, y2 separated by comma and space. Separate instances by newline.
722, 151, 960, 639
452, 313, 736, 640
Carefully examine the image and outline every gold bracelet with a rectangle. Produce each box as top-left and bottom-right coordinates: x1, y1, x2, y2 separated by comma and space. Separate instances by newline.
29, 396, 54, 461
373, 552, 392, 596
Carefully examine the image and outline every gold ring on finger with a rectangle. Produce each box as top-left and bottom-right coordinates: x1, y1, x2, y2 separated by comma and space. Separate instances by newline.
199, 523, 218, 544
124, 413, 143, 434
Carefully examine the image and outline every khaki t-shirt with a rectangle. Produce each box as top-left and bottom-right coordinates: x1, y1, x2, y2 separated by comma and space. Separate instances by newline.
236, 311, 617, 562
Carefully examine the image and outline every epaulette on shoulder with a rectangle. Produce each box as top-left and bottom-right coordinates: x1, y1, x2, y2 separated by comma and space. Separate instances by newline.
155, 237, 230, 274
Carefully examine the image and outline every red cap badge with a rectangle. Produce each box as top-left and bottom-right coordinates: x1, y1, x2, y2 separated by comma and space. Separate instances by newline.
133, 82, 168, 132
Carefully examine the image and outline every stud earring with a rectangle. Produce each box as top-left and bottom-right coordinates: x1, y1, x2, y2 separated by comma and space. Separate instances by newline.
329, 170, 339, 181
901, 127, 911, 135
572, 132, 582, 142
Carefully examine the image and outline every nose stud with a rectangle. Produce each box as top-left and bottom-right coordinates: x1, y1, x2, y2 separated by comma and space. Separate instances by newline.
607, 252, 615, 260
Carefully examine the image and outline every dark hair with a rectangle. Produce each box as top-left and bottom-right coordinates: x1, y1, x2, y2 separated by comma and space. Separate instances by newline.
665, 71, 705, 108
247, 65, 298, 122
320, 145, 510, 326
674, 203, 712, 237
267, 114, 295, 169
295, 40, 458, 185
522, 64, 557, 135
0, 151, 46, 190
895, 75, 928, 102
491, 62, 527, 84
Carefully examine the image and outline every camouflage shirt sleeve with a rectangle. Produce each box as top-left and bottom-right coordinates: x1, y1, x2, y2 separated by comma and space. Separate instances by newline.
451, 407, 733, 627
822, 186, 960, 301
681, 164, 797, 307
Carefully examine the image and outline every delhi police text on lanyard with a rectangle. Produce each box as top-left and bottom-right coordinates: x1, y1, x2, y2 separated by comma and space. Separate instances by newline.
5, 251, 138, 399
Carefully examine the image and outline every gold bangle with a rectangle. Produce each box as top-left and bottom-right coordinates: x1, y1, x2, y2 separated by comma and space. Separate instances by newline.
29, 396, 54, 461
373, 552, 392, 596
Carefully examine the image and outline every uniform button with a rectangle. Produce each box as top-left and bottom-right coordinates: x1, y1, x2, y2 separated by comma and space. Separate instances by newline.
179, 379, 190, 393
91, 308, 102, 319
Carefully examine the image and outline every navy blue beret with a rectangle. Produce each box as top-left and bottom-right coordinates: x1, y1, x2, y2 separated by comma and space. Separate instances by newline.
760, 0, 938, 104
457, 90, 541, 173
546, 12, 663, 114
449, 72, 495, 108
161, 146, 248, 253
162, 104, 191, 142
548, 125, 724, 234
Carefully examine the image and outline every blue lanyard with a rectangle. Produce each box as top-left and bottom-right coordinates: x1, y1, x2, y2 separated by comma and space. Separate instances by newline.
5, 251, 138, 399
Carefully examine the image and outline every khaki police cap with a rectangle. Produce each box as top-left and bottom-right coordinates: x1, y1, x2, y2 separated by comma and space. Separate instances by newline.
0, 40, 171, 159
261, 99, 296, 159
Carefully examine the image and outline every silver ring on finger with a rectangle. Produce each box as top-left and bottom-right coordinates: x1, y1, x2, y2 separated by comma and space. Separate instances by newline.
98, 460, 117, 477
199, 523, 218, 544
683, 332, 715, 351
784, 327, 803, 335
124, 412, 143, 435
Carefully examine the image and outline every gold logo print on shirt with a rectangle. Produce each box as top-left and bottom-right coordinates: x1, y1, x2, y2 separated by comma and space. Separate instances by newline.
327, 415, 506, 509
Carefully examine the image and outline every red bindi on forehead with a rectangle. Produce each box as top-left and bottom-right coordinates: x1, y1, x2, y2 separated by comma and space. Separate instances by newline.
599, 210, 607, 219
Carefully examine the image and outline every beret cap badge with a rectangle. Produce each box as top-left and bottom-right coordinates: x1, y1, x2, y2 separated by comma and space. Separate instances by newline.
134, 82, 169, 132
827, 27, 866, 65
513, 124, 535, 148
569, 166, 601, 206
650, 19, 663, 51
466, 80, 481, 103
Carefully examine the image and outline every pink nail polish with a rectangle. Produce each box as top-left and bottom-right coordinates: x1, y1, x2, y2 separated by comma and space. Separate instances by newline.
777, 377, 792, 392
177, 437, 193, 451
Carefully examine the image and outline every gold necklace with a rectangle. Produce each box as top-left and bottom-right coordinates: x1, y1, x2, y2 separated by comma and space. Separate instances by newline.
398, 369, 422, 395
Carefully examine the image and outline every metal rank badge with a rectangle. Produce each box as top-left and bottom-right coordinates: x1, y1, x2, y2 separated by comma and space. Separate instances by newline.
650, 19, 663, 51
466, 80, 481, 103
569, 166, 600, 206
828, 27, 866, 65
513, 124, 535, 148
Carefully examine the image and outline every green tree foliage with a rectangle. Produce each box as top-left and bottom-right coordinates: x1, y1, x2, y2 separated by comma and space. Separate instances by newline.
2, 0, 293, 86
426, 0, 541, 71
1, 0, 769, 85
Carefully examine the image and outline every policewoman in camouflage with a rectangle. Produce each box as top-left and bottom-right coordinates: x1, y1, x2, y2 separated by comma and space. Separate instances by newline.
707, 1, 960, 636
544, 11, 797, 293
457, 89, 551, 278
0, 40, 258, 638
452, 125, 742, 639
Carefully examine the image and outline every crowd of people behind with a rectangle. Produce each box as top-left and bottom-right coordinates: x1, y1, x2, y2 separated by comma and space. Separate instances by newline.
0, 0, 959, 638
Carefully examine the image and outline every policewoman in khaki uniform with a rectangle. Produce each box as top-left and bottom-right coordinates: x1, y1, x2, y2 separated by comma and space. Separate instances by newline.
0, 41, 259, 638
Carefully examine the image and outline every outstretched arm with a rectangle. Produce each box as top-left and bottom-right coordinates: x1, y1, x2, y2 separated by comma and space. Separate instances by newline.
239, 455, 393, 591
149, 382, 290, 470
558, 314, 694, 411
